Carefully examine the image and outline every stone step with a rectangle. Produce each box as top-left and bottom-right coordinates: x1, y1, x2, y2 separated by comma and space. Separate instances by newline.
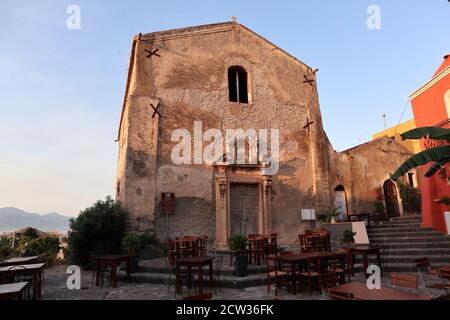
353, 262, 448, 273
368, 224, 428, 231
368, 227, 435, 233
132, 271, 267, 288
371, 223, 422, 228
388, 247, 450, 255
384, 255, 450, 263
371, 242, 450, 249
139, 264, 267, 276
369, 232, 445, 238
369, 234, 450, 243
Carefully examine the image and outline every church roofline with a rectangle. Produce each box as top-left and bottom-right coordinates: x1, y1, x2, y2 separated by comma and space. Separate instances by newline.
117, 21, 314, 140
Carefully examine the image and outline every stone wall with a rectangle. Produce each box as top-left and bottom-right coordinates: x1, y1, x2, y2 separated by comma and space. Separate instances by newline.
116, 22, 416, 247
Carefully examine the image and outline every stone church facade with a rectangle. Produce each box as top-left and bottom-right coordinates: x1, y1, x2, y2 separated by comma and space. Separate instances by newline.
115, 22, 415, 248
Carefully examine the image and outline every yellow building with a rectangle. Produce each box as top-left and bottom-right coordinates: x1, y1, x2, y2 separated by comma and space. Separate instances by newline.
372, 119, 421, 154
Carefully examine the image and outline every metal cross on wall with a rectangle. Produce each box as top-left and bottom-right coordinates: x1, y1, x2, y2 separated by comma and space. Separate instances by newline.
303, 74, 314, 86
303, 118, 315, 133
145, 48, 161, 58
150, 103, 162, 118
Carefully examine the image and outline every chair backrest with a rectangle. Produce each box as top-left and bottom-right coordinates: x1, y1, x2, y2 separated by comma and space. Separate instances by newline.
390, 273, 418, 289
415, 257, 431, 271
438, 269, 450, 281
318, 272, 339, 291
305, 256, 321, 275
215, 255, 223, 274
328, 289, 355, 300
182, 292, 213, 300
266, 256, 281, 274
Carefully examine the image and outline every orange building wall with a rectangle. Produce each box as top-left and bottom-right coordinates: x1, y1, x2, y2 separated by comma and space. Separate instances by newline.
410, 55, 450, 233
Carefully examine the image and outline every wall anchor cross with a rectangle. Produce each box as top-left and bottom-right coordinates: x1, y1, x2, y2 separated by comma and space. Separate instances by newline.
303, 118, 315, 133
303, 74, 314, 86
145, 48, 161, 58
151, 103, 162, 118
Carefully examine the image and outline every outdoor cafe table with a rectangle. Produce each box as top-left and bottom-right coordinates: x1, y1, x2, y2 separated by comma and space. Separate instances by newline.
96, 254, 131, 288
349, 245, 382, 277
0, 263, 45, 299
332, 281, 431, 300
176, 256, 214, 294
280, 251, 345, 295
0, 282, 29, 300
0, 256, 39, 267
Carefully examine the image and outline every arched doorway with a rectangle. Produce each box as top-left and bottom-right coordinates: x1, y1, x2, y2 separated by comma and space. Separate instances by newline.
334, 185, 348, 221
383, 180, 400, 218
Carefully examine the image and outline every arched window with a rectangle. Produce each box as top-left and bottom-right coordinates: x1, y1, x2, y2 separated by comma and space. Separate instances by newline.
228, 66, 248, 103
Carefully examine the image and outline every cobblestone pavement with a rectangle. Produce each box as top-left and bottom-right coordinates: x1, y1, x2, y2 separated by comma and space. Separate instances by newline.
41, 264, 447, 300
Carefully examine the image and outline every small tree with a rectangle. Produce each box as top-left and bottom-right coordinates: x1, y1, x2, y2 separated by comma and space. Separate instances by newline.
67, 196, 128, 268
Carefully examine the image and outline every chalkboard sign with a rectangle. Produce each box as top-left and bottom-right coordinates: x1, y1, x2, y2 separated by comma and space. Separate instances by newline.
162, 192, 175, 214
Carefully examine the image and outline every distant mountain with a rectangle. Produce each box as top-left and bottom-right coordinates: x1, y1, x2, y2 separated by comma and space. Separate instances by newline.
0, 207, 71, 233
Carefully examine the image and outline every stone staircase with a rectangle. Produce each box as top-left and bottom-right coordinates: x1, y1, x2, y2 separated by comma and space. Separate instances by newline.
368, 214, 450, 272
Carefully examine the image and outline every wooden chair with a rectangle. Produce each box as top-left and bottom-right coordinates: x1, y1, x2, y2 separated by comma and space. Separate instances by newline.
266, 256, 289, 296
318, 272, 339, 296
248, 237, 265, 265
298, 256, 321, 295
328, 289, 356, 300
428, 269, 450, 292
327, 253, 351, 284
182, 292, 213, 300
415, 257, 439, 275
390, 273, 418, 292
214, 255, 223, 294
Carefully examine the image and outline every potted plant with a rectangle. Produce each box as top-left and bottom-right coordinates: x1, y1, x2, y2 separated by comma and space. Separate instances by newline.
228, 234, 248, 277
318, 207, 341, 224
341, 230, 356, 248
138, 231, 161, 260
122, 233, 141, 273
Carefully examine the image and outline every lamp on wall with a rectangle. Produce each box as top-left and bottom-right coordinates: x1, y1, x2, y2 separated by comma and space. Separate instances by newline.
439, 167, 447, 180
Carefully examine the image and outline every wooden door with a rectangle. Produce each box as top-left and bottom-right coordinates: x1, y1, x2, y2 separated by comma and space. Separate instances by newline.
230, 184, 258, 236
383, 180, 400, 218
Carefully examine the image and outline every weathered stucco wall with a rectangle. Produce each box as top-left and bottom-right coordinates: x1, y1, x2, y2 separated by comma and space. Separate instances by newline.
329, 136, 414, 215
116, 22, 416, 247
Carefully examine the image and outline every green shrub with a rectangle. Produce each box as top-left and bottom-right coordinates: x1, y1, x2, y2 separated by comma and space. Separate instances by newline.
0, 237, 14, 259
67, 196, 128, 268
122, 233, 141, 255
139, 231, 159, 248
24, 236, 60, 263
229, 234, 248, 252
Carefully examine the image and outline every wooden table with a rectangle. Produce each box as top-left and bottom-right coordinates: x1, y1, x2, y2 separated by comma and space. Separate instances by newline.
349, 245, 382, 277
96, 254, 130, 288
0, 263, 45, 299
332, 281, 431, 300
0, 282, 29, 300
0, 256, 39, 267
280, 251, 344, 294
176, 256, 214, 294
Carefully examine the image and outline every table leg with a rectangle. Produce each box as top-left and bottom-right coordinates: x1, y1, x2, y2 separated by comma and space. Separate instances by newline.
291, 263, 296, 295
111, 263, 117, 287
376, 253, 383, 277
188, 267, 192, 292
127, 257, 131, 282
37, 269, 42, 299
32, 272, 38, 300
198, 266, 203, 294
96, 261, 100, 286
176, 263, 181, 294
363, 254, 369, 278
209, 260, 213, 289
350, 253, 355, 276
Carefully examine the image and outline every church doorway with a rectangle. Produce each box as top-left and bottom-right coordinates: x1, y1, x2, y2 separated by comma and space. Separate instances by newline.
230, 183, 258, 236
334, 185, 348, 220
383, 180, 400, 218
